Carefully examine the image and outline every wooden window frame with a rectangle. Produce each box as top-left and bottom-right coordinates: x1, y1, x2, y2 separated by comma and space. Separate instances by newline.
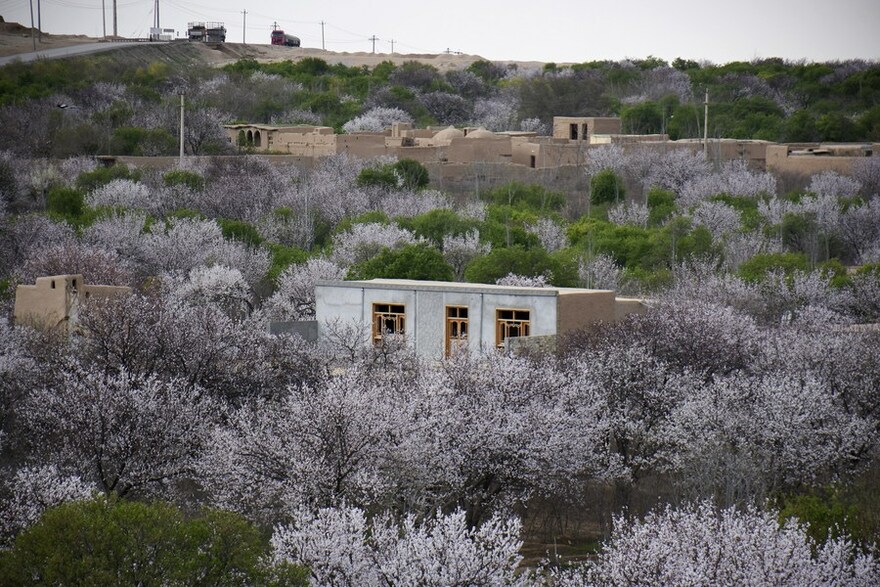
372, 302, 406, 345
445, 305, 469, 357
495, 308, 531, 349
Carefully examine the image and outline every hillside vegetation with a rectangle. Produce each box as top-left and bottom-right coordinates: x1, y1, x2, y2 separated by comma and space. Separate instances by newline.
0, 46, 877, 159
1, 43, 880, 585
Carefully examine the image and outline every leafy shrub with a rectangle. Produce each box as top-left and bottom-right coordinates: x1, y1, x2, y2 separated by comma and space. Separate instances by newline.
266, 243, 309, 282
738, 252, 810, 282
399, 208, 475, 247
646, 187, 676, 226
218, 219, 263, 247
348, 243, 453, 281
75, 165, 141, 193
464, 246, 560, 285
163, 170, 205, 192
356, 166, 398, 189
590, 169, 626, 205
0, 496, 308, 586
109, 127, 176, 156
393, 159, 430, 190
487, 182, 566, 212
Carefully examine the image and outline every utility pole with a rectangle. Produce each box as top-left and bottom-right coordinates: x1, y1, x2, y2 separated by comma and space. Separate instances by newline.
703, 88, 709, 158
102, 0, 106, 38
152, 0, 159, 40
28, 0, 35, 51
320, 21, 325, 50
179, 91, 185, 163
113, 0, 117, 37
389, 38, 395, 54
241, 10, 247, 43
37, 0, 41, 43
369, 35, 378, 53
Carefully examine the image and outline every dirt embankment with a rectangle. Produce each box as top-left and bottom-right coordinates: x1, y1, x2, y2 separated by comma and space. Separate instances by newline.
0, 19, 549, 72
0, 20, 98, 57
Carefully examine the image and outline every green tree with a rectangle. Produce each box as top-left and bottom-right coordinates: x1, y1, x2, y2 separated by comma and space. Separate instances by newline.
356, 165, 398, 189
0, 497, 308, 587
109, 127, 177, 156
218, 218, 264, 247
464, 246, 559, 284
738, 252, 810, 282
621, 101, 662, 134
392, 158, 430, 190
75, 165, 141, 193
400, 208, 475, 247
348, 243, 453, 281
646, 188, 676, 226
163, 169, 206, 192
590, 169, 626, 205
486, 182, 566, 212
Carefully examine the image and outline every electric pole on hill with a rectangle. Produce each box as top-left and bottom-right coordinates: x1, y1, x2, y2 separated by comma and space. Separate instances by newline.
320, 21, 325, 50
28, 0, 35, 50
242, 10, 247, 44
152, 0, 159, 40
113, 0, 117, 37
369, 35, 378, 53
703, 88, 709, 158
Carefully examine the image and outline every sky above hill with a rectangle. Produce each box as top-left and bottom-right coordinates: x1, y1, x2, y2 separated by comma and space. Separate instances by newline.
4, 0, 879, 64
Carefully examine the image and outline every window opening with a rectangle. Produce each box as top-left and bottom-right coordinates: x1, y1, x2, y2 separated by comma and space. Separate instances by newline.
372, 303, 406, 345
530, 155, 536, 168
445, 306, 469, 357
496, 308, 530, 348
569, 124, 578, 140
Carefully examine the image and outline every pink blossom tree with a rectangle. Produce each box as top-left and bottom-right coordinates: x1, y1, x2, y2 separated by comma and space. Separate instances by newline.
272, 506, 527, 587
553, 502, 878, 587
19, 366, 217, 498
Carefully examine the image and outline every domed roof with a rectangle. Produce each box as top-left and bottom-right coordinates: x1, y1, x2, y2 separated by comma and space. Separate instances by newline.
465, 127, 495, 139
432, 126, 465, 143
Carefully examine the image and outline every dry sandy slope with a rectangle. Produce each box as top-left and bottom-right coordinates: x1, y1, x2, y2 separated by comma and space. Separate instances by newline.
0, 21, 99, 57
0, 19, 549, 72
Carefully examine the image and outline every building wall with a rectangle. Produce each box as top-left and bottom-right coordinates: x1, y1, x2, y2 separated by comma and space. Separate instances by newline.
14, 275, 131, 333
315, 282, 559, 359
552, 117, 622, 141
765, 144, 878, 177
335, 134, 389, 158
14, 275, 73, 331
511, 139, 586, 169
447, 137, 513, 164
556, 290, 616, 336
614, 298, 650, 321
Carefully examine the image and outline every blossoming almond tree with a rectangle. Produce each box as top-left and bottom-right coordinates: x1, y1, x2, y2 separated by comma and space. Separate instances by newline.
272, 506, 527, 587
552, 501, 879, 587
19, 367, 217, 498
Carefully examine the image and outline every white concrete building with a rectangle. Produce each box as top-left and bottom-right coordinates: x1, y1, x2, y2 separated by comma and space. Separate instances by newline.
314, 279, 645, 359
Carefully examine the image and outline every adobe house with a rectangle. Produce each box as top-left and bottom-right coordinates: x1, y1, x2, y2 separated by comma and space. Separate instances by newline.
766, 143, 878, 177
314, 279, 646, 358
13, 274, 131, 334
552, 117, 622, 142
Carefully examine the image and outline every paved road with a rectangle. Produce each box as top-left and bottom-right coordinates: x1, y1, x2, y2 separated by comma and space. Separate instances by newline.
0, 41, 169, 66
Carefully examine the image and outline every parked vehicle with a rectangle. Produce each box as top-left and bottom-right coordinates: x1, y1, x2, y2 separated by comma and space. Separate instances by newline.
271, 30, 300, 47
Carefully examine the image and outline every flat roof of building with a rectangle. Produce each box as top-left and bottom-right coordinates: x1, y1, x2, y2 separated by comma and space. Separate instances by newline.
316, 279, 613, 297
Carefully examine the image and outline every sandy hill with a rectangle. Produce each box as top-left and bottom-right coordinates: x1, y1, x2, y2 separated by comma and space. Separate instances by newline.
0, 19, 547, 72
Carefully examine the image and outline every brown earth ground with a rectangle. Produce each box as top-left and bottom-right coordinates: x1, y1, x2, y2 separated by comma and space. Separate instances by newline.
0, 19, 551, 71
